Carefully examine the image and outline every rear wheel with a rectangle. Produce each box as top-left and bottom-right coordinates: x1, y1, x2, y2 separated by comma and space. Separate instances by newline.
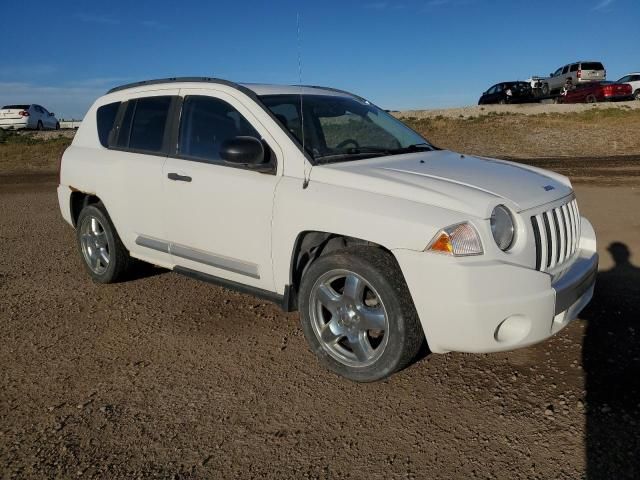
299, 247, 424, 382
634, 89, 640, 101
541, 83, 550, 96
586, 94, 598, 104
76, 203, 134, 283
55, 122, 60, 130
36, 121, 43, 131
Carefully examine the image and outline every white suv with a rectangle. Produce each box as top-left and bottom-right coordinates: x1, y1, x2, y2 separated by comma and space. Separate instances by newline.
617, 73, 640, 100
57, 78, 598, 382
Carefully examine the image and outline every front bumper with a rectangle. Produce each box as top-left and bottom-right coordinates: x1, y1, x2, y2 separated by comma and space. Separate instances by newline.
393, 217, 597, 354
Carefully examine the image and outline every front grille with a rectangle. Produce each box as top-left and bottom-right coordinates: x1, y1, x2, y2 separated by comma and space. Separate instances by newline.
531, 199, 580, 272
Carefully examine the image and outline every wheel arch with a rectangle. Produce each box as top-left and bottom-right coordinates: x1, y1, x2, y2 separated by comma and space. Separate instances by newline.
69, 191, 103, 227
286, 230, 396, 311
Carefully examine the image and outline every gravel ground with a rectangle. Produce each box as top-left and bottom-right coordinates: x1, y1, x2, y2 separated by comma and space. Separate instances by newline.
1, 160, 639, 479
398, 100, 640, 119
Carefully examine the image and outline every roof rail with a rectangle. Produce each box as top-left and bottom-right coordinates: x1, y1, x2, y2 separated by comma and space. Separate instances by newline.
298, 84, 368, 102
106, 77, 242, 94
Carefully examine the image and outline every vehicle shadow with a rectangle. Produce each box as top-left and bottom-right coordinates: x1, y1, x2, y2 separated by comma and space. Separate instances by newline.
123, 262, 168, 282
580, 242, 640, 480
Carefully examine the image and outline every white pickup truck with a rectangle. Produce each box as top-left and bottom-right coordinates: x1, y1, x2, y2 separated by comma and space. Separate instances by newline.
57, 78, 598, 381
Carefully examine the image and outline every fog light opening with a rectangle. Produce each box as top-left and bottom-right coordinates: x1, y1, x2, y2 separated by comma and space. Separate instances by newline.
494, 315, 531, 344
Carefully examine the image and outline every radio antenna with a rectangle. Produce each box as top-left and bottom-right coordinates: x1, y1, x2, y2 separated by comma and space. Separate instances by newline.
297, 12, 310, 189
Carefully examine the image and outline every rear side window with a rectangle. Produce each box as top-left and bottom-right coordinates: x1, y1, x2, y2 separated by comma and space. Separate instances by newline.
570, 64, 579, 72
96, 102, 120, 148
562, 66, 569, 74
115, 96, 172, 153
129, 97, 172, 152
581, 62, 604, 71
178, 95, 260, 163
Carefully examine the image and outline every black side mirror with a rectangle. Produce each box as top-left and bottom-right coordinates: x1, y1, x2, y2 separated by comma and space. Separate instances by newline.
49, 112, 55, 116
220, 136, 266, 166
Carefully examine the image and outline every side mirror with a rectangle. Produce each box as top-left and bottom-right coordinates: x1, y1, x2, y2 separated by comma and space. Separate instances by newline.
49, 112, 55, 116
220, 136, 266, 166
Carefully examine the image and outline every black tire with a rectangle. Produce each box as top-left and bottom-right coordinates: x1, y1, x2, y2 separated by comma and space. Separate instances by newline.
55, 122, 60, 130
498, 99, 506, 105
36, 121, 43, 131
586, 94, 597, 104
541, 83, 550, 96
634, 89, 640, 101
76, 202, 134, 283
298, 246, 424, 382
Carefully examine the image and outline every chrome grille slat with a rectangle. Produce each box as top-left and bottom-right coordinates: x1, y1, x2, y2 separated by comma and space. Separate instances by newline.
562, 204, 572, 260
530, 198, 580, 273
548, 211, 558, 269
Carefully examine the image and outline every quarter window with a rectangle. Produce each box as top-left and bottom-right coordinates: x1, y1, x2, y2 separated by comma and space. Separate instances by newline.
178, 95, 261, 163
96, 102, 121, 148
570, 64, 579, 72
562, 65, 569, 74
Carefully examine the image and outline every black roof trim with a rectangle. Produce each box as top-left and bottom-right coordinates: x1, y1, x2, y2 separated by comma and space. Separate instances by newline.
106, 77, 241, 94
297, 85, 367, 102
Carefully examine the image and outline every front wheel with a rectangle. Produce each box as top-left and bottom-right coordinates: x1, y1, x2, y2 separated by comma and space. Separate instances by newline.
76, 203, 134, 283
298, 247, 424, 382
634, 89, 640, 101
586, 94, 598, 104
541, 84, 550, 96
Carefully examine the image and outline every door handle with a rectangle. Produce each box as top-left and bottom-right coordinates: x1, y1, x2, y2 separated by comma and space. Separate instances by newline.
167, 172, 192, 182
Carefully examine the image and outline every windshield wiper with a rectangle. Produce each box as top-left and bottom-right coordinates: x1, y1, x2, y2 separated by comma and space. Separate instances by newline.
387, 143, 433, 154
314, 144, 434, 164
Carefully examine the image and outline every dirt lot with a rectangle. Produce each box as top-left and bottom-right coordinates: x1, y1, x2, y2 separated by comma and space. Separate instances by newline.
1, 116, 640, 479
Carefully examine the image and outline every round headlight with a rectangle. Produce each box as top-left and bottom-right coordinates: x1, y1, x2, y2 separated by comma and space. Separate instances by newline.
490, 205, 515, 251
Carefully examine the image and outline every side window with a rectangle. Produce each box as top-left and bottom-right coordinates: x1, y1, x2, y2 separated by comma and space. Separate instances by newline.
632, 75, 640, 82
116, 101, 136, 148
562, 65, 570, 75
128, 96, 172, 152
495, 84, 503, 93
487, 86, 496, 94
553, 67, 563, 77
570, 64, 579, 72
178, 95, 261, 164
96, 102, 121, 148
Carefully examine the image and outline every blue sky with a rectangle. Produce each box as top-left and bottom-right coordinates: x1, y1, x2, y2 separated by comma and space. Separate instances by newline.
1, 0, 638, 118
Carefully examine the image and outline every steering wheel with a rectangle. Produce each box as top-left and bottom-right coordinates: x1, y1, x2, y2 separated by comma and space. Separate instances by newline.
335, 139, 360, 150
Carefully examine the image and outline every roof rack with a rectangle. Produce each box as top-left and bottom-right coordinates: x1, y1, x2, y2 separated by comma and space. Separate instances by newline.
106, 77, 241, 94
298, 85, 366, 102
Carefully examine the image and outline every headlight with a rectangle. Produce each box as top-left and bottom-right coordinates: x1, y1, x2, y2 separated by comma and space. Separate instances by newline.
490, 205, 515, 251
426, 222, 483, 256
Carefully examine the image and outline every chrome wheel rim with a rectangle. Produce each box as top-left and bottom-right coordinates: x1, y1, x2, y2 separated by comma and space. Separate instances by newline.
79, 215, 110, 275
309, 269, 389, 368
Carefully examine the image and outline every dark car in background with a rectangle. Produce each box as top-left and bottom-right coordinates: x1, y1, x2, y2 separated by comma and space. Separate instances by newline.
559, 81, 632, 104
478, 82, 534, 105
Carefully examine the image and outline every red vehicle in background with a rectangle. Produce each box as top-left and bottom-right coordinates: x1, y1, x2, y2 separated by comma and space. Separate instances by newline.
559, 81, 632, 103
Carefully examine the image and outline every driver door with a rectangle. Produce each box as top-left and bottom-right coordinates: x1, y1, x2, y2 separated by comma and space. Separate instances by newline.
162, 89, 282, 291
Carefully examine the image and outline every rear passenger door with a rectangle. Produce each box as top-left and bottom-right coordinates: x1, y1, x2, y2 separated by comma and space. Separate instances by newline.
162, 89, 282, 291
105, 90, 180, 266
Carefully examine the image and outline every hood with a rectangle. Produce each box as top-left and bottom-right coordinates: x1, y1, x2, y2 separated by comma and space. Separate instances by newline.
310, 150, 573, 218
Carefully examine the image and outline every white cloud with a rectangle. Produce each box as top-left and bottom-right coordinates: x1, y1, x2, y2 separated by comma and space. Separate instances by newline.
592, 0, 614, 10
74, 13, 120, 25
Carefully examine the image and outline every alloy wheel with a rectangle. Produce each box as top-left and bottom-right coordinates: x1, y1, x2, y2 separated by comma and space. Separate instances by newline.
309, 269, 390, 368
79, 215, 110, 275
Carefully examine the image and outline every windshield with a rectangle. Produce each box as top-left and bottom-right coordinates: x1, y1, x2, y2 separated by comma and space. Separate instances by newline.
259, 94, 432, 163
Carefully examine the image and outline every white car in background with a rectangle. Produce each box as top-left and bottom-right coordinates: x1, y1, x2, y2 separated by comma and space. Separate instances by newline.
57, 78, 598, 382
0, 104, 60, 130
616, 73, 640, 100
